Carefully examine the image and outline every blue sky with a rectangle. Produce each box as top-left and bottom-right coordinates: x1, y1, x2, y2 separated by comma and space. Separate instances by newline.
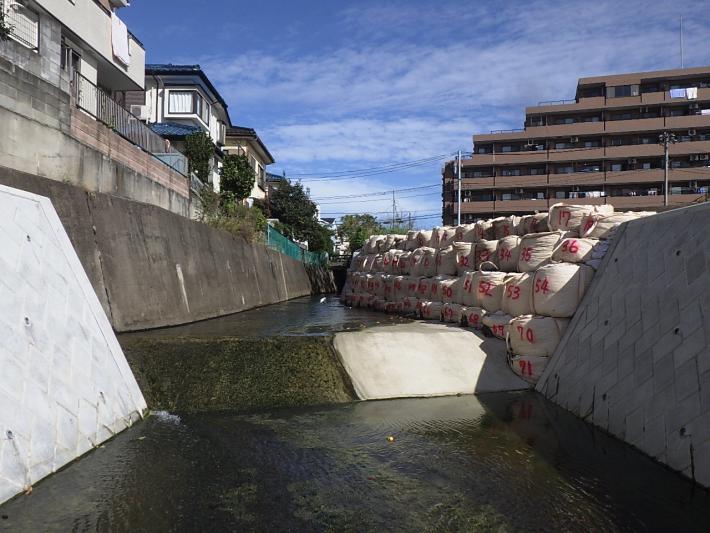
122, 0, 710, 226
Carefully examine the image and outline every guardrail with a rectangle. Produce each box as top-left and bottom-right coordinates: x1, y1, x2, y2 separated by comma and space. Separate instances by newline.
73, 71, 188, 175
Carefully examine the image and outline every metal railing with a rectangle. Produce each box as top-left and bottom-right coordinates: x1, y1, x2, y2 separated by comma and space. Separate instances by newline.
536, 99, 576, 106
266, 225, 328, 266
1, 0, 39, 50
488, 128, 525, 134
73, 71, 188, 175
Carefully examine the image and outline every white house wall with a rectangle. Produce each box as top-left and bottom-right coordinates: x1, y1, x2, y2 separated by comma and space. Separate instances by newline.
0, 185, 147, 506
36, 0, 145, 89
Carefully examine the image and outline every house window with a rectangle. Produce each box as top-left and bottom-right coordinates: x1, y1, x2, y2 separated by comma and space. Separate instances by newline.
167, 90, 210, 125
610, 163, 623, 172
606, 84, 640, 98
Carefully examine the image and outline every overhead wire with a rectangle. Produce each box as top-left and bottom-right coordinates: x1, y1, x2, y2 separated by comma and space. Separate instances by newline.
287, 154, 453, 177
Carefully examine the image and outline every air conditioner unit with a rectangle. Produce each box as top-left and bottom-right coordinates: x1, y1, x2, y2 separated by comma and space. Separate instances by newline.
688, 129, 697, 136
130, 105, 150, 121
516, 188, 524, 195
570, 137, 579, 143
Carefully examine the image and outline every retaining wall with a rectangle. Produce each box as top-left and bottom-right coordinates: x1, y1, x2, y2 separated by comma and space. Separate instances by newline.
537, 202, 710, 487
0, 185, 146, 505
0, 171, 326, 332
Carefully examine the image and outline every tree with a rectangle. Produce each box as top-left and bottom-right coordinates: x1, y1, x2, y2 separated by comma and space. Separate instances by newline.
220, 154, 255, 202
184, 131, 214, 183
269, 180, 333, 253
338, 214, 386, 252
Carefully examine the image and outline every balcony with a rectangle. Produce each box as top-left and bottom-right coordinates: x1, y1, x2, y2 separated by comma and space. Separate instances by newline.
605, 144, 663, 158
495, 199, 549, 212
455, 201, 495, 214
671, 140, 710, 156
525, 96, 605, 114
461, 177, 495, 189
493, 151, 548, 164
605, 168, 664, 184
605, 117, 665, 133
528, 121, 605, 138
548, 146, 604, 162
666, 115, 710, 130
494, 174, 548, 188
548, 171, 604, 186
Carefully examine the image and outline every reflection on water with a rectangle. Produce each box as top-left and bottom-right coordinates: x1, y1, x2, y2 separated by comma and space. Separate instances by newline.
2, 392, 708, 532
119, 295, 408, 339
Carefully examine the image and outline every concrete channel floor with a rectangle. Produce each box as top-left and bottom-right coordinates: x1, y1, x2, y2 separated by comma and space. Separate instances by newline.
334, 322, 530, 400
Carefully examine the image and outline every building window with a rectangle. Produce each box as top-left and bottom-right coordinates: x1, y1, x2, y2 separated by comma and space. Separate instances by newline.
167, 90, 210, 125
501, 168, 521, 176
610, 163, 623, 172
556, 165, 574, 174
606, 84, 639, 98
500, 145, 513, 153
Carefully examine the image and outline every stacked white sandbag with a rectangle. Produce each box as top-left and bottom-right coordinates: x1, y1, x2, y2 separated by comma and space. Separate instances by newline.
453, 242, 474, 275
442, 303, 467, 324
497, 235, 522, 272
436, 245, 458, 276
463, 307, 487, 329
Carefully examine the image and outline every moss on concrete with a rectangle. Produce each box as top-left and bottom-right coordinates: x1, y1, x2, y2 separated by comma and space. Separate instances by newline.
120, 336, 356, 413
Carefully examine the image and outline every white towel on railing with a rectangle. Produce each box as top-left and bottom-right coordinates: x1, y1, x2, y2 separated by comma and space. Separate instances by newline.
687, 87, 698, 100
111, 13, 130, 66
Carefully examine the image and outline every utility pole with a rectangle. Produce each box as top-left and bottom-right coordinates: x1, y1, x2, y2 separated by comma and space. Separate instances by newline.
391, 189, 395, 230
659, 131, 677, 207
457, 149, 462, 225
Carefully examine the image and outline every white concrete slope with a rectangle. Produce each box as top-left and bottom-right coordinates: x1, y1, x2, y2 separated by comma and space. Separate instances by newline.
334, 322, 530, 400
0, 185, 147, 505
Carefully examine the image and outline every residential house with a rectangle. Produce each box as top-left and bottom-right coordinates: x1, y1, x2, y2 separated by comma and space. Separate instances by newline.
134, 64, 232, 191
0, 1, 192, 216
223, 126, 275, 203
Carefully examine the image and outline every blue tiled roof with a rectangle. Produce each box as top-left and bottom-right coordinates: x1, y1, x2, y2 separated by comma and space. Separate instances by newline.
150, 122, 202, 138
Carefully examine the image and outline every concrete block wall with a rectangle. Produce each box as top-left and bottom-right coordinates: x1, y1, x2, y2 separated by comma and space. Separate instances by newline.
0, 185, 146, 505
537, 202, 710, 487
0, 37, 190, 217
0, 171, 320, 332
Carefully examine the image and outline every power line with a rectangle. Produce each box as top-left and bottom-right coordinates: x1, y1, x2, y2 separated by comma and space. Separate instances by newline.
316, 192, 438, 205
297, 155, 452, 182
312, 183, 440, 200
288, 154, 453, 177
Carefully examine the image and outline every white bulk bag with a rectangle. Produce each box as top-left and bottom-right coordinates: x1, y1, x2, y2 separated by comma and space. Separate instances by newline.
492, 216, 520, 239
351, 254, 366, 272
464, 306, 487, 329
508, 315, 569, 358
519, 213, 550, 235
409, 248, 427, 277
430, 275, 455, 302
379, 234, 395, 252
440, 277, 462, 304
436, 246, 458, 276
361, 254, 377, 272
405, 230, 419, 251
454, 224, 477, 242
474, 240, 499, 270
383, 275, 395, 301
454, 242, 474, 275
517, 232, 565, 272
532, 263, 595, 318
442, 303, 466, 324
405, 276, 421, 298
373, 298, 387, 311
382, 250, 396, 274
471, 270, 508, 312
580, 211, 655, 239
497, 235, 522, 272
360, 274, 372, 293
421, 301, 444, 320
482, 312, 513, 339
373, 254, 385, 272
548, 203, 614, 232
372, 273, 388, 298
473, 220, 493, 242
401, 296, 420, 316
397, 251, 412, 275
461, 271, 477, 307
417, 230, 433, 248
428, 227, 446, 249
510, 355, 549, 383
392, 275, 406, 301
416, 277, 435, 300
551, 238, 599, 263
420, 248, 437, 277
501, 272, 534, 317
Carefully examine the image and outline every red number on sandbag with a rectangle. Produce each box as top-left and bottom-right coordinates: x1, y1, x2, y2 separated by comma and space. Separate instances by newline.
517, 325, 534, 343
506, 285, 520, 300
480, 250, 490, 262
432, 285, 438, 294
562, 239, 579, 254
500, 247, 511, 261
464, 279, 472, 292
584, 218, 595, 232
478, 281, 493, 296
444, 287, 453, 297
558, 210, 571, 227
493, 325, 504, 336
459, 256, 469, 266
470, 314, 479, 325
518, 360, 533, 376
383, 257, 390, 265
503, 225, 510, 236
521, 247, 533, 261
534, 278, 550, 294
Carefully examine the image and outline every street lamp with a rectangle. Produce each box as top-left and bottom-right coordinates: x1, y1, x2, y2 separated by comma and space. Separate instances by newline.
658, 131, 677, 207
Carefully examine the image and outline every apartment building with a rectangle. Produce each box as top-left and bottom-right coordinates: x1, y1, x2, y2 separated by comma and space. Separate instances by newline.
443, 66, 710, 224
223, 126, 275, 202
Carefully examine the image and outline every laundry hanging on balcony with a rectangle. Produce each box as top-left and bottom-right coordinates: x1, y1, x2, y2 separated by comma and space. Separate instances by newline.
111, 13, 131, 66
686, 87, 698, 100
669, 88, 687, 98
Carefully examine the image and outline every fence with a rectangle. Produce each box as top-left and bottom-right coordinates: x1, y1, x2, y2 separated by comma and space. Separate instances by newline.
266, 225, 327, 266
1, 0, 39, 51
73, 72, 188, 175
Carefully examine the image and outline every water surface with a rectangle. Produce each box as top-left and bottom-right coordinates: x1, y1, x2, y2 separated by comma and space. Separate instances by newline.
2, 392, 708, 532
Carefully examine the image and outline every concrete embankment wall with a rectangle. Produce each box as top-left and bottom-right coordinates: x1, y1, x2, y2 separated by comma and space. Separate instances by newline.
537, 202, 710, 487
0, 171, 332, 332
0, 186, 146, 506
120, 336, 356, 412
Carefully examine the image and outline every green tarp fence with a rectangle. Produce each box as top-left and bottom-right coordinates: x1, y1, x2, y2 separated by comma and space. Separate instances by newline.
266, 225, 328, 266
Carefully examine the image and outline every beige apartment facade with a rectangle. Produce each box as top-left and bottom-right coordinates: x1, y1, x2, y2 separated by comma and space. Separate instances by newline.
443, 67, 710, 224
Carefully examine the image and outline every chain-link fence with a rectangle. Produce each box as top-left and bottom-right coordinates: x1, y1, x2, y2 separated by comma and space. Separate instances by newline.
266, 225, 327, 266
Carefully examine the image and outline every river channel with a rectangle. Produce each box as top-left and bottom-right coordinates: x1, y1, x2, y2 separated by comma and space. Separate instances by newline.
2, 297, 709, 532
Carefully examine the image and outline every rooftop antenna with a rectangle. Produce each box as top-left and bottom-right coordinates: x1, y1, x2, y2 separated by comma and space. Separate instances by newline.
680, 15, 684, 68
